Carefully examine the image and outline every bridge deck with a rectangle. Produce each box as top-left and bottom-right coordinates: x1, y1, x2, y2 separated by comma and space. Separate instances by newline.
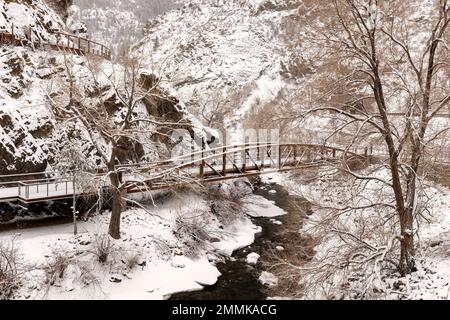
0, 143, 367, 204
0, 28, 111, 59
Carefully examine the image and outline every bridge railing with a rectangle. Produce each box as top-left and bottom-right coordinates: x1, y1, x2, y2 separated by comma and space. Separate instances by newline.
16, 177, 74, 200
0, 143, 369, 201
0, 25, 111, 60
51, 32, 111, 60
0, 173, 75, 201
121, 143, 367, 190
117, 143, 365, 170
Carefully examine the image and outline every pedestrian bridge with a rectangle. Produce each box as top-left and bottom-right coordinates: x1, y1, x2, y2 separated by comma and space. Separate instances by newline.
0, 143, 368, 204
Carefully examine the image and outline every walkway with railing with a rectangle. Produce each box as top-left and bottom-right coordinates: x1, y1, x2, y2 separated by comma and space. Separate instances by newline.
0, 143, 367, 204
0, 24, 111, 59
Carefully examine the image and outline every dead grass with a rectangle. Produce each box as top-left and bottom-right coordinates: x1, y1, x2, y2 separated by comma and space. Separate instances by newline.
44, 250, 74, 285
122, 252, 142, 270
0, 238, 23, 299
174, 207, 211, 258
89, 234, 116, 264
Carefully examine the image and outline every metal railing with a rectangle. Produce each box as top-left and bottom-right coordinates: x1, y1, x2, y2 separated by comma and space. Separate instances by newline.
0, 143, 368, 203
0, 24, 111, 60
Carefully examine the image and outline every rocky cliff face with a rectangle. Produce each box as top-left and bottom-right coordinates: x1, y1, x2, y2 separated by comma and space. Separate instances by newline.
0, 0, 191, 175
44, 0, 73, 21
0, 0, 66, 37
1, 0, 67, 174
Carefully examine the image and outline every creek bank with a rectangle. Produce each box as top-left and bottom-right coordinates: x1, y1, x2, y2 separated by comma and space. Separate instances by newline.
171, 177, 314, 300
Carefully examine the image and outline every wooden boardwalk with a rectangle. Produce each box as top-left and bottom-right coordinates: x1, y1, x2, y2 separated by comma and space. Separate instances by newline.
0, 143, 367, 204
0, 26, 111, 59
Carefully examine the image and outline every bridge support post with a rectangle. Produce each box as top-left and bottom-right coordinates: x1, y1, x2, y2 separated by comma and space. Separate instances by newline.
256, 143, 260, 162
242, 144, 247, 172
261, 145, 265, 168
191, 140, 195, 163
293, 145, 297, 164
278, 145, 282, 169
200, 161, 205, 178
222, 146, 227, 176
200, 139, 205, 178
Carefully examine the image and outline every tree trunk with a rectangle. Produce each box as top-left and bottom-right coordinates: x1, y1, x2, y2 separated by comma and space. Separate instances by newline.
371, 66, 415, 275
108, 189, 122, 239
108, 171, 124, 239
73, 172, 77, 235
399, 208, 416, 276
400, 142, 421, 276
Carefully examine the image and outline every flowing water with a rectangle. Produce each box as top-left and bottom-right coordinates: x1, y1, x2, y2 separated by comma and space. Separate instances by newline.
171, 178, 313, 300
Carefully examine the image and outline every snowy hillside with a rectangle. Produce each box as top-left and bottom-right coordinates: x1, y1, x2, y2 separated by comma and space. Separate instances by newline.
0, 0, 66, 39
0, 1, 191, 175
0, 0, 66, 174
134, 0, 301, 131
75, 0, 178, 57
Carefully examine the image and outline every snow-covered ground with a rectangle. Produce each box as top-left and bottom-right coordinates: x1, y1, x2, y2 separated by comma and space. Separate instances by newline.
262, 169, 450, 299
0, 179, 291, 300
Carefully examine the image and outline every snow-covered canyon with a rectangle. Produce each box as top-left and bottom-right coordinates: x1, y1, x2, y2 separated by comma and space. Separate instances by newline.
1, 0, 450, 301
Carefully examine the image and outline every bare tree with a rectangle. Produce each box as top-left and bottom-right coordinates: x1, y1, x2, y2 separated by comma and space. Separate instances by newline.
272, 0, 450, 277
47, 54, 181, 239
53, 144, 100, 235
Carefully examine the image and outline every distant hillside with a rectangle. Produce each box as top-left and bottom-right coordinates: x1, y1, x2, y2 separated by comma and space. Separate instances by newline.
75, 0, 178, 57
134, 0, 301, 133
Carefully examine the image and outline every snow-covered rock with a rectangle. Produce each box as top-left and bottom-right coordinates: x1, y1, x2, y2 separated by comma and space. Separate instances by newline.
246, 252, 260, 265
245, 195, 287, 218
0, 0, 65, 39
270, 219, 282, 225
258, 271, 278, 287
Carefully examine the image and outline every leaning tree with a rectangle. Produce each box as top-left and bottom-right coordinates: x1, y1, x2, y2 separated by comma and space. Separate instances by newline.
274, 0, 450, 278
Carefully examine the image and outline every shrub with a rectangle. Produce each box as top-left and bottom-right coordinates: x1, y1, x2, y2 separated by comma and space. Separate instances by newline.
174, 208, 211, 257
44, 250, 74, 285
0, 239, 23, 299
207, 180, 252, 225
122, 252, 141, 270
90, 234, 115, 264
78, 263, 100, 288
